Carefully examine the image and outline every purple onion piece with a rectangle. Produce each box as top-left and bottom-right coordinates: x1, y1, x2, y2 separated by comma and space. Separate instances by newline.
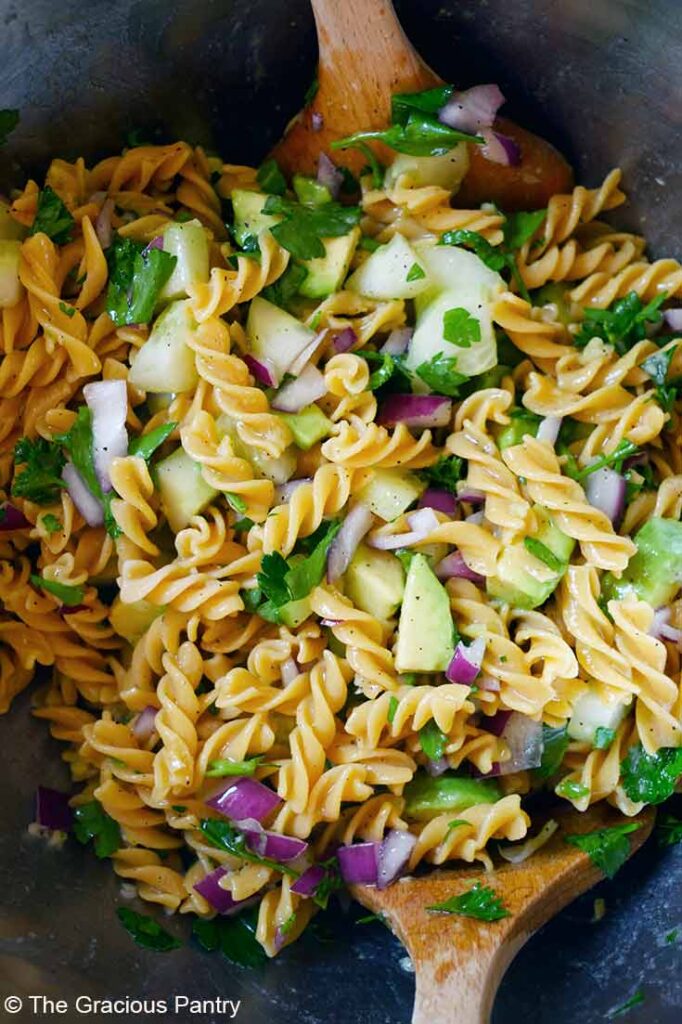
418, 488, 457, 516
0, 503, 30, 531
35, 786, 73, 832
435, 551, 485, 585
333, 327, 357, 354
327, 503, 374, 582
377, 829, 416, 889
377, 394, 452, 429
206, 777, 282, 823
337, 842, 380, 885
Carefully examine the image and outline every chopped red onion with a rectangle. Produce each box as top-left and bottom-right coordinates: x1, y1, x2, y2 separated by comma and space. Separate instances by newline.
94, 197, 114, 250
418, 488, 457, 516
291, 863, 326, 897
83, 380, 128, 493
288, 329, 328, 377
480, 129, 521, 167
63, 462, 103, 526
663, 309, 682, 332
368, 507, 440, 550
317, 153, 343, 200
446, 637, 485, 686
271, 362, 327, 413
438, 84, 505, 133
497, 712, 543, 774
274, 478, 311, 504
311, 112, 324, 133
244, 354, 279, 388
380, 328, 413, 356
584, 466, 626, 526
333, 327, 357, 353
281, 657, 300, 686
377, 829, 416, 889
240, 827, 308, 863
194, 867, 261, 915
435, 551, 485, 585
483, 710, 513, 737
327, 503, 374, 582
425, 756, 449, 777
35, 786, 73, 832
0, 503, 30, 530
132, 705, 157, 743
536, 416, 562, 446
378, 394, 452, 429
206, 777, 282, 823
337, 842, 380, 885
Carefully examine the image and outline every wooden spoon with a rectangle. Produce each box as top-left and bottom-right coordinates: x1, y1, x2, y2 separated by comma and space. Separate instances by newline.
270, 0, 574, 209
350, 803, 655, 1024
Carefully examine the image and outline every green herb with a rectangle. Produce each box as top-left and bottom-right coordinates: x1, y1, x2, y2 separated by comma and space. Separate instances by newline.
105, 236, 176, 326
199, 818, 298, 877
11, 436, 65, 505
406, 262, 426, 282
40, 513, 62, 535
594, 726, 616, 750
58, 301, 76, 318
73, 800, 121, 858
117, 907, 181, 952
566, 439, 639, 482
427, 881, 510, 921
641, 345, 681, 413
262, 263, 308, 310
30, 574, 85, 606
417, 455, 463, 494
128, 422, 177, 460
656, 813, 682, 847
574, 291, 667, 354
564, 822, 641, 878
332, 112, 480, 159
256, 158, 287, 196
535, 724, 569, 780
387, 696, 399, 725
226, 492, 248, 515
415, 352, 468, 397
359, 236, 380, 253
621, 743, 682, 804
55, 407, 120, 538
442, 307, 481, 349
0, 109, 19, 145
446, 819, 470, 833
555, 778, 590, 800
29, 186, 74, 243
608, 988, 645, 1019
262, 195, 362, 261
205, 756, 264, 778
419, 719, 447, 761
523, 537, 565, 573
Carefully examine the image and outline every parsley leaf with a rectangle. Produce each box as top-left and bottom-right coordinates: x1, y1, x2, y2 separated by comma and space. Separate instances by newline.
523, 537, 565, 573
105, 237, 176, 326
657, 813, 682, 847
40, 513, 62, 535
205, 756, 265, 778
332, 113, 480, 158
406, 262, 426, 282
419, 719, 447, 761
30, 574, 85, 607
11, 436, 65, 505
199, 818, 298, 877
29, 186, 74, 243
262, 263, 308, 310
574, 291, 667, 354
256, 158, 287, 196
415, 352, 467, 397
0, 109, 19, 145
620, 743, 682, 804
417, 455, 463, 494
427, 881, 510, 921
128, 422, 177, 461
116, 907, 181, 952
564, 822, 641, 878
262, 195, 362, 260
555, 778, 590, 800
534, 724, 569, 780
73, 800, 121, 858
442, 307, 481, 348
594, 726, 616, 750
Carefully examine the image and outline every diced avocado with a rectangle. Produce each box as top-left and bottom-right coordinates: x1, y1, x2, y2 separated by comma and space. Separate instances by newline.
345, 544, 405, 620
601, 517, 682, 607
403, 771, 502, 821
0, 240, 23, 308
279, 405, 332, 451
216, 414, 296, 485
0, 200, 27, 241
383, 144, 470, 191
159, 219, 209, 302
231, 189, 281, 247
156, 447, 218, 532
292, 175, 332, 207
110, 596, 164, 644
347, 232, 431, 300
246, 296, 317, 382
128, 299, 199, 393
487, 506, 574, 609
278, 595, 312, 628
357, 468, 425, 521
496, 411, 541, 450
395, 553, 455, 672
298, 229, 360, 299
567, 687, 629, 745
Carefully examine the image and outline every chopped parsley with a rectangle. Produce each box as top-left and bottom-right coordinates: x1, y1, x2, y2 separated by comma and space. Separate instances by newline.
417, 455, 463, 495
73, 800, 121, 858
0, 109, 19, 145
11, 436, 65, 505
128, 422, 178, 461
105, 236, 177, 326
199, 819, 298, 877
406, 262, 426, 282
40, 513, 62, 535
419, 719, 448, 761
256, 158, 287, 196
574, 291, 667, 354
415, 352, 467, 397
594, 726, 616, 750
523, 537, 565, 573
564, 822, 641, 878
205, 756, 265, 778
262, 195, 362, 261
656, 813, 682, 847
29, 186, 74, 243
117, 907, 181, 952
442, 307, 481, 348
620, 743, 682, 804
30, 574, 85, 607
427, 881, 510, 922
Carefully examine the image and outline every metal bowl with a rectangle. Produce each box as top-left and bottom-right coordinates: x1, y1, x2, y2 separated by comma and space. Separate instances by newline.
1, 2, 680, 1021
